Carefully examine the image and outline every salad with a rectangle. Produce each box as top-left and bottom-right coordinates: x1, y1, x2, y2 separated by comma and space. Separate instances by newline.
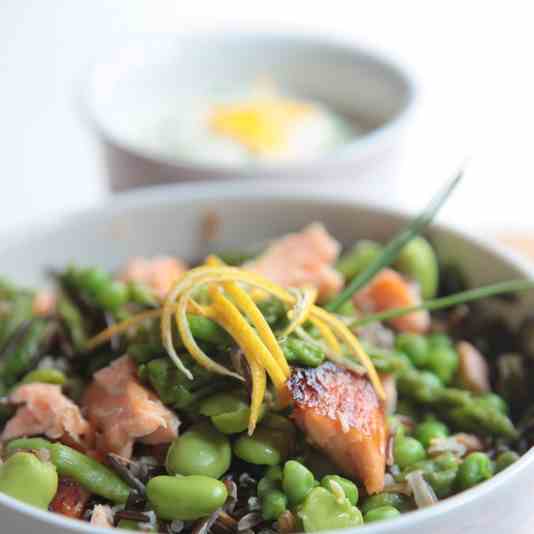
0, 181, 533, 533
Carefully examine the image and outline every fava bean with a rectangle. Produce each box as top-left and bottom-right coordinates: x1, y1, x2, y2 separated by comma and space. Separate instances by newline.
234, 427, 290, 466
282, 460, 316, 506
20, 368, 66, 386
321, 475, 358, 506
336, 241, 383, 280
146, 475, 227, 521
0, 452, 57, 509
297, 487, 363, 532
165, 422, 231, 478
364, 505, 400, 523
495, 450, 519, 473
426, 344, 459, 385
360, 493, 412, 514
394, 436, 426, 469
261, 489, 288, 520
456, 452, 494, 490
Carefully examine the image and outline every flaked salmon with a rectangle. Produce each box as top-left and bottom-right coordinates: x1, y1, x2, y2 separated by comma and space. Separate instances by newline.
2, 383, 90, 442
83, 356, 179, 458
120, 256, 188, 300
288, 362, 387, 494
49, 477, 91, 519
247, 223, 343, 300
353, 268, 430, 333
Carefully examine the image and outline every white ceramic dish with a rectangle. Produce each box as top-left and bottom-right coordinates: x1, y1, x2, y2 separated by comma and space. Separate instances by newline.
0, 182, 533, 534
82, 32, 416, 191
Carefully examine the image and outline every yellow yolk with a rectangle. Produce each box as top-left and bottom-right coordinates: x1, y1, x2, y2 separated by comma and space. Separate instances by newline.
208, 97, 313, 155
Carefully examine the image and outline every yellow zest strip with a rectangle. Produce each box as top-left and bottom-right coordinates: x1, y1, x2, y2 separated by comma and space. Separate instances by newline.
209, 286, 287, 390
187, 299, 215, 318
311, 306, 386, 400
206, 255, 290, 379
86, 308, 163, 351
308, 317, 341, 354
281, 287, 318, 338
176, 288, 244, 381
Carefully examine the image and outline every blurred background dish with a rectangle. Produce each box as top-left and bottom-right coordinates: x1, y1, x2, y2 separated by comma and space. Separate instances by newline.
83, 32, 415, 191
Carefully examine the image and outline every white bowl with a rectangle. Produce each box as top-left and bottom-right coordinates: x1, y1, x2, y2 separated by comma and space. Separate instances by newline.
1, 182, 533, 534
82, 32, 416, 192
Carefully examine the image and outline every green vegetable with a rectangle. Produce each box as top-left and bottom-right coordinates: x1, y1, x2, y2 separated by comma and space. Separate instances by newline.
199, 391, 264, 434
326, 169, 463, 312
426, 344, 459, 385
395, 333, 429, 368
297, 487, 363, 532
476, 393, 508, 414
20, 368, 66, 386
415, 419, 449, 448
117, 519, 156, 531
321, 475, 358, 506
0, 294, 33, 347
77, 267, 111, 297
6, 438, 129, 503
186, 314, 232, 346
495, 451, 519, 473
57, 295, 88, 352
258, 476, 279, 498
0, 319, 52, 387
126, 280, 158, 307
165, 422, 231, 478
394, 436, 426, 469
364, 505, 401, 523
265, 465, 283, 481
0, 452, 58, 509
282, 460, 316, 506
360, 492, 412, 514
395, 236, 439, 299
261, 489, 288, 520
280, 337, 325, 367
403, 454, 459, 498
336, 240, 383, 280
455, 452, 494, 490
234, 427, 290, 466
146, 475, 227, 521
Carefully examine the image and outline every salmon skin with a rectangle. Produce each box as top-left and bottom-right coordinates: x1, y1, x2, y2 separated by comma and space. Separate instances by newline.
288, 362, 387, 494
49, 477, 91, 519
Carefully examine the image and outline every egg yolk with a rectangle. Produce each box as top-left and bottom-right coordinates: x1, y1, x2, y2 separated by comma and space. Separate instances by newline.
209, 96, 313, 155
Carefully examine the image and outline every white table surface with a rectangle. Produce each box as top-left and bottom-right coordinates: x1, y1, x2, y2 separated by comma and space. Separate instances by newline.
1, 0, 533, 236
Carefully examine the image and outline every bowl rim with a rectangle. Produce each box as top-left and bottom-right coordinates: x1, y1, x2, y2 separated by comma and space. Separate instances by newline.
79, 29, 417, 176
0, 180, 532, 534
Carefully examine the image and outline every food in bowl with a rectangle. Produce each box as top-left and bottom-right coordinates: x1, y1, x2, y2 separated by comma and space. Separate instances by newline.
0, 204, 533, 532
126, 83, 356, 166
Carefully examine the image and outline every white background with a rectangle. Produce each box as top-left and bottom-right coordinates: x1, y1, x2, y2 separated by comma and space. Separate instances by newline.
1, 1, 532, 234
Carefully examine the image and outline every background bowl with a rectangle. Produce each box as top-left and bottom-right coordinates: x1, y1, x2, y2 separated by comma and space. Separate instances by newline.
83, 32, 416, 192
0, 182, 533, 533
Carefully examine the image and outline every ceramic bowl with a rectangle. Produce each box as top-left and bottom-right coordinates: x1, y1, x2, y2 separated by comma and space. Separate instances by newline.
82, 32, 416, 191
0, 182, 532, 534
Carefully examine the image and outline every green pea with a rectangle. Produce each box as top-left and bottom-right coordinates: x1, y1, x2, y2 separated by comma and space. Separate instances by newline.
165, 422, 231, 478
364, 505, 401, 523
261, 489, 288, 520
199, 391, 265, 434
434, 452, 460, 471
398, 370, 442, 403
336, 240, 383, 280
428, 333, 452, 347
426, 344, 459, 384
95, 280, 128, 312
415, 420, 449, 448
146, 475, 227, 521
394, 436, 426, 469
395, 333, 429, 368
360, 493, 411, 514
265, 465, 283, 481
79, 267, 110, 296
234, 427, 290, 466
456, 452, 494, 490
297, 487, 363, 532
0, 452, 57, 509
395, 236, 439, 299
20, 368, 66, 386
476, 393, 508, 415
426, 467, 458, 498
495, 451, 520, 473
321, 475, 358, 506
282, 460, 316, 506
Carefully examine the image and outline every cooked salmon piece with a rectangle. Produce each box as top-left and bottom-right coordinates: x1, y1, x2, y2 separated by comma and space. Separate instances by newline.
32, 290, 57, 317
90, 504, 114, 528
2, 383, 90, 442
49, 477, 91, 519
83, 356, 180, 458
288, 362, 387, 494
353, 268, 430, 333
247, 223, 343, 300
120, 256, 188, 300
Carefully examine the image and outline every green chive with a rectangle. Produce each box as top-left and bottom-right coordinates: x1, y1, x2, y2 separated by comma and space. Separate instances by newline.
326, 168, 464, 312
350, 279, 534, 327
